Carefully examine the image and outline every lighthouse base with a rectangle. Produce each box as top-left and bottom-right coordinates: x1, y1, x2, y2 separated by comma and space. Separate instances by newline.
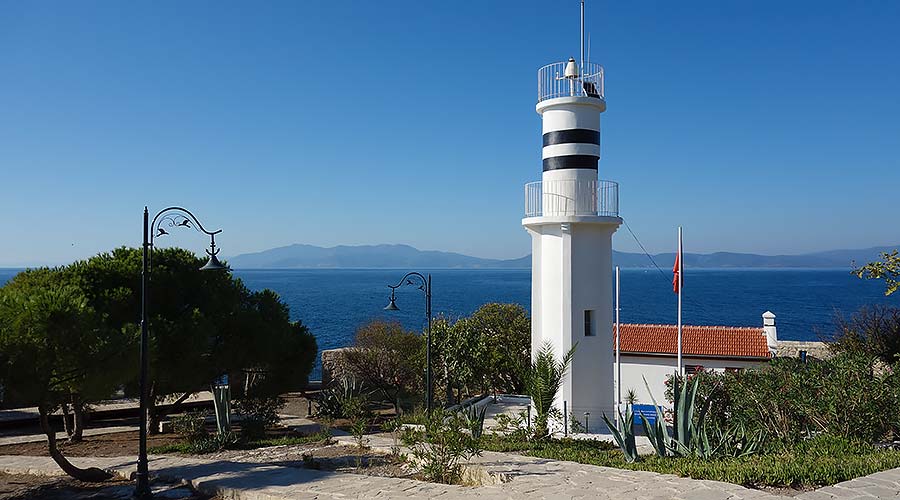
523, 215, 622, 432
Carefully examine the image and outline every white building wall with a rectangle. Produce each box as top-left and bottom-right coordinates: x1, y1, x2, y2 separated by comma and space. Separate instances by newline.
619, 355, 766, 407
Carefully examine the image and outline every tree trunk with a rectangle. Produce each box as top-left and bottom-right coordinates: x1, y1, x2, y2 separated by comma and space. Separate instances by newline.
443, 365, 452, 406
61, 403, 73, 440
70, 395, 84, 443
166, 392, 192, 414
147, 383, 159, 435
148, 391, 192, 435
38, 403, 113, 482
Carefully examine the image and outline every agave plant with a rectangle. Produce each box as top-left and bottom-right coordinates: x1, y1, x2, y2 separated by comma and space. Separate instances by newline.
461, 404, 487, 440
641, 375, 717, 458
640, 377, 669, 457
602, 405, 639, 462
670, 375, 709, 456
525, 341, 576, 439
641, 374, 768, 459
704, 421, 766, 458
317, 376, 366, 418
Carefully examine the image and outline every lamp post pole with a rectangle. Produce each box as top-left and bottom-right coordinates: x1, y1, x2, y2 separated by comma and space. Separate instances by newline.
135, 206, 226, 499
384, 272, 433, 413
136, 208, 151, 499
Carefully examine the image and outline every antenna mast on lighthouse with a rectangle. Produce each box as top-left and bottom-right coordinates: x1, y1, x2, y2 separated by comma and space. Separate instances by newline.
580, 0, 585, 74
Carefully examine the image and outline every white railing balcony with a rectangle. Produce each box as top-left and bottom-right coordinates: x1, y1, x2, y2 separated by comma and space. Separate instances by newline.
525, 179, 619, 218
538, 61, 605, 102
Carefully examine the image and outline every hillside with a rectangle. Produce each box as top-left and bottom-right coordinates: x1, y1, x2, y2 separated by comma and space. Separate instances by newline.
227, 244, 898, 269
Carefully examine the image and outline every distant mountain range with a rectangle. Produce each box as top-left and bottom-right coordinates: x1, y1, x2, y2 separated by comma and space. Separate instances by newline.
228, 244, 898, 270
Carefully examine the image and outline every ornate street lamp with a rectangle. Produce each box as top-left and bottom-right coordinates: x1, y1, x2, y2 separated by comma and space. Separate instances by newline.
384, 272, 432, 413
135, 206, 226, 499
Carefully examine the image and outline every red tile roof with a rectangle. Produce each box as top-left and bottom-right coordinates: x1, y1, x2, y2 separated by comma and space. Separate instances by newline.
617, 324, 771, 359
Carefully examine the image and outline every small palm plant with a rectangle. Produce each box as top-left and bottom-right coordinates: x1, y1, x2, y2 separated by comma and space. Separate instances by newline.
525, 341, 576, 439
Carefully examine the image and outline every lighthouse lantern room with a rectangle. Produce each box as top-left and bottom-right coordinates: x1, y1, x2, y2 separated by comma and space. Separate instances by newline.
522, 2, 622, 431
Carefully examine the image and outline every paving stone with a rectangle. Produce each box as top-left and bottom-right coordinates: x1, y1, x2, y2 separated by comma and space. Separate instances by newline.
796, 492, 839, 500
2, 452, 900, 499
861, 477, 900, 489
152, 487, 197, 499
861, 486, 900, 497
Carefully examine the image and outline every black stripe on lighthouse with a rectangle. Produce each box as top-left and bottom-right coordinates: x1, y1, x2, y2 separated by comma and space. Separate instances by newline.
542, 129, 600, 147
543, 155, 599, 171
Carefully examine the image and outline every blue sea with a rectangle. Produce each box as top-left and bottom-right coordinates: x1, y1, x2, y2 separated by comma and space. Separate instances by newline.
1, 268, 895, 379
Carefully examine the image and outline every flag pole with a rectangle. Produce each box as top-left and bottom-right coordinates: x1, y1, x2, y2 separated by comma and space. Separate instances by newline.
615, 265, 621, 427
677, 226, 683, 376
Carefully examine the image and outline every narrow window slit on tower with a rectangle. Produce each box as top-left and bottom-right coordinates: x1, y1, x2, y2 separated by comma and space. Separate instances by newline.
584, 310, 595, 336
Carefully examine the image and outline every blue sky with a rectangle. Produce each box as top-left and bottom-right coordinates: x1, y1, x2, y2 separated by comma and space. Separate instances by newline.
1, 1, 898, 266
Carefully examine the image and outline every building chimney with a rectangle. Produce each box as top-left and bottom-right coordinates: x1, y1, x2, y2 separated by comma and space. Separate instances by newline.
762, 311, 777, 354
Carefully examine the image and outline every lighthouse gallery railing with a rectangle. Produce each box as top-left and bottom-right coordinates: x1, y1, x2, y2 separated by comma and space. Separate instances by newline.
538, 61, 605, 102
524, 179, 618, 218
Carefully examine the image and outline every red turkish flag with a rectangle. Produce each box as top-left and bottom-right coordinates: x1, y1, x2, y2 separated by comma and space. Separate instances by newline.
672, 251, 681, 294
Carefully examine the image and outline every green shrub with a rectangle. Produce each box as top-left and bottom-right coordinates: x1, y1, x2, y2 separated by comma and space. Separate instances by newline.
172, 411, 208, 443
317, 376, 367, 419
667, 352, 900, 445
628, 444, 900, 488
485, 433, 900, 488
491, 411, 530, 441
234, 396, 284, 441
149, 430, 334, 455
234, 396, 284, 427
239, 418, 267, 441
381, 418, 404, 451
342, 321, 423, 415
398, 407, 428, 426
246, 430, 334, 448
401, 410, 483, 484
831, 305, 900, 364
482, 435, 614, 454
350, 415, 369, 449
148, 442, 194, 455
430, 304, 531, 406
188, 431, 239, 454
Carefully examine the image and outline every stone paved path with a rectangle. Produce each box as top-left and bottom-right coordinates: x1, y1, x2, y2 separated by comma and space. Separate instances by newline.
3, 450, 899, 499
2, 426, 900, 499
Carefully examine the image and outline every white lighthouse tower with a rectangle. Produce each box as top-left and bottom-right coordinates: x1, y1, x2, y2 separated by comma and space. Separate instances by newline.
523, 6, 621, 429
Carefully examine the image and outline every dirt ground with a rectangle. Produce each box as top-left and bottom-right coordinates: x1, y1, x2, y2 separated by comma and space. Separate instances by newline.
0, 472, 218, 500
756, 485, 816, 497
198, 438, 413, 479
0, 423, 411, 482
0, 431, 182, 457
0, 393, 415, 489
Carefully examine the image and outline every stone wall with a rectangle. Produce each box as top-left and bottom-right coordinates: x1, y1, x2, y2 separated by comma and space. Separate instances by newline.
320, 347, 353, 386
776, 340, 831, 360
